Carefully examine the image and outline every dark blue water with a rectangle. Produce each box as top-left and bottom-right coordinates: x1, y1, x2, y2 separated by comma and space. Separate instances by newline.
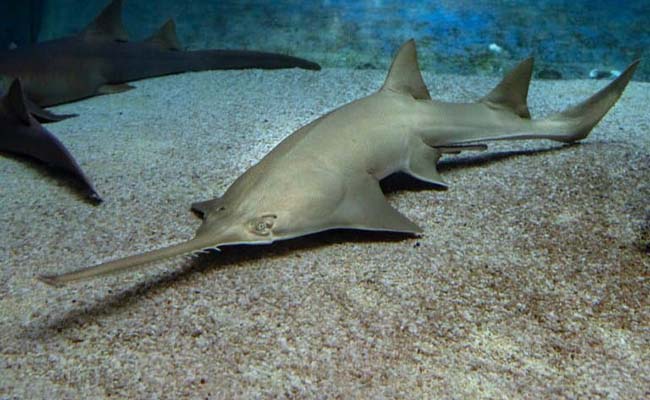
2, 0, 648, 80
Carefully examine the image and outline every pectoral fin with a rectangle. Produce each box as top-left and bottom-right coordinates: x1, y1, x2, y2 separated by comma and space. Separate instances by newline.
25, 98, 77, 122
333, 174, 422, 234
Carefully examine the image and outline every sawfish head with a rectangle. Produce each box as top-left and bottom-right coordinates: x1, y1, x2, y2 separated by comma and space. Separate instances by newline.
190, 165, 348, 248
191, 198, 280, 248
37, 166, 351, 286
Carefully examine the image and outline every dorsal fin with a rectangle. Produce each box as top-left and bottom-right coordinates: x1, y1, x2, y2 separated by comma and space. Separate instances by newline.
81, 0, 129, 42
145, 19, 182, 51
2, 79, 31, 125
381, 39, 431, 100
480, 57, 534, 119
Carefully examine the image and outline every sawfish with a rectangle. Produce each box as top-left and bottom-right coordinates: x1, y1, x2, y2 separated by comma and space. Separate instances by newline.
0, 79, 100, 201
0, 0, 321, 107
38, 40, 639, 286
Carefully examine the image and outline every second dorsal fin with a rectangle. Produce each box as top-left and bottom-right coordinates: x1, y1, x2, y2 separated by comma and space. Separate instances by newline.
81, 0, 129, 42
380, 39, 431, 100
145, 19, 182, 51
480, 58, 534, 119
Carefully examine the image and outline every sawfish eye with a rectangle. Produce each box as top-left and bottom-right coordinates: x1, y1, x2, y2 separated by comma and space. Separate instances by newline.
248, 215, 276, 236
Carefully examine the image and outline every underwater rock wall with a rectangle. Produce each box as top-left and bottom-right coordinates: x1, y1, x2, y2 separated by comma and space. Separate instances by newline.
37, 0, 648, 80
0, 0, 43, 50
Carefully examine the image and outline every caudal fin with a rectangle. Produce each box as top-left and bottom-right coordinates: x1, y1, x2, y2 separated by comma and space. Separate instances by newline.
539, 60, 640, 142
450, 59, 640, 145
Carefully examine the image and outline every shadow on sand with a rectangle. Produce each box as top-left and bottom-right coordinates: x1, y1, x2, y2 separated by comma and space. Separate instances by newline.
27, 142, 605, 335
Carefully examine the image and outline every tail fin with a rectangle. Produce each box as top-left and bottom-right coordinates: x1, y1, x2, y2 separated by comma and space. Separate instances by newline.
480, 58, 534, 119
37, 237, 215, 286
540, 60, 640, 142
444, 59, 640, 146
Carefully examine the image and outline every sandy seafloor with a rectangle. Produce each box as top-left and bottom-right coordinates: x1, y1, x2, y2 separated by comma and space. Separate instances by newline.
1, 68, 649, 399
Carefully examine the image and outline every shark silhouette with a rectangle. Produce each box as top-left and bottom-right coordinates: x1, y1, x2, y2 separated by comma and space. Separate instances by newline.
0, 79, 100, 201
38, 40, 639, 286
0, 0, 321, 107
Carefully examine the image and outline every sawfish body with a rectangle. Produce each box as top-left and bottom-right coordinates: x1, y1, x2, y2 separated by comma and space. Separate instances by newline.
0, 79, 100, 201
0, 0, 321, 107
39, 40, 639, 286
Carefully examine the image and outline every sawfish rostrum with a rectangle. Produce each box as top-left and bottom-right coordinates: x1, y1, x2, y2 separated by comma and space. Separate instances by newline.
39, 40, 639, 286
0, 0, 321, 107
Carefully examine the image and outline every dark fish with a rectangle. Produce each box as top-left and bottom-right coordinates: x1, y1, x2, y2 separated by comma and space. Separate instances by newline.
0, 0, 321, 107
0, 79, 100, 201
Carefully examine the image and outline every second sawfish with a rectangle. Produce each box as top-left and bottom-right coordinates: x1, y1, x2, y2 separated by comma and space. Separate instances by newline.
0, 0, 321, 107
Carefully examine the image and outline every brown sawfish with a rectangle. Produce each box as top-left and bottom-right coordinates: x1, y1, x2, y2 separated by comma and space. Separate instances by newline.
38, 40, 639, 286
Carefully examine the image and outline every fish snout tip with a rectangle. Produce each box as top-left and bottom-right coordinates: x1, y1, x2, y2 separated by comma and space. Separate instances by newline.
88, 191, 103, 204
